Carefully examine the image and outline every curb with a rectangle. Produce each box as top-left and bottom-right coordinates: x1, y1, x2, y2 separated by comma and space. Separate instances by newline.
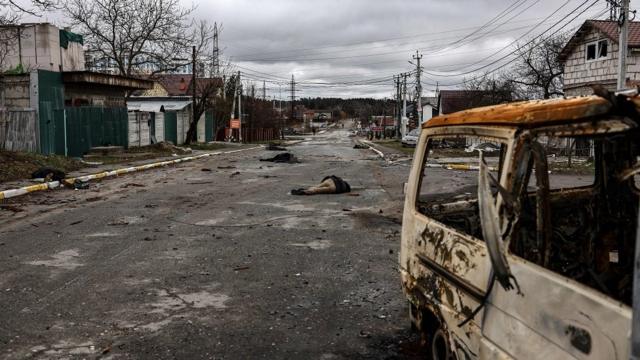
359, 140, 497, 171
0, 146, 262, 200
360, 140, 386, 159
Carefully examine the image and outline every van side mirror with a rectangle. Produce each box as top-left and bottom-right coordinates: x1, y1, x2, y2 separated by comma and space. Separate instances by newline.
478, 152, 519, 291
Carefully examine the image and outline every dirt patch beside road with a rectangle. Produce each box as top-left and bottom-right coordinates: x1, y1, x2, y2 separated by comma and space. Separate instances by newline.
0, 150, 83, 183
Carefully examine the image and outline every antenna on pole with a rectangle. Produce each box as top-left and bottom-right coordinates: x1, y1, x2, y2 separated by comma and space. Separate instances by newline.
607, 0, 620, 20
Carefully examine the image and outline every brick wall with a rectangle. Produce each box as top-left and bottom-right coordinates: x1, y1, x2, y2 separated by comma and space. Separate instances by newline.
564, 28, 640, 96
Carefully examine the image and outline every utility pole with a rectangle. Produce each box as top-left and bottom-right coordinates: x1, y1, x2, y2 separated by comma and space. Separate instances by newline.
290, 74, 296, 128
617, 0, 630, 90
192, 45, 197, 142
402, 72, 408, 137
394, 75, 401, 138
212, 22, 220, 77
262, 80, 266, 101
413, 50, 423, 124
238, 70, 242, 142
222, 75, 226, 100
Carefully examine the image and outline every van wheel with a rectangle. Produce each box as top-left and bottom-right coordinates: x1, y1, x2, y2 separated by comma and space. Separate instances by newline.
431, 328, 451, 360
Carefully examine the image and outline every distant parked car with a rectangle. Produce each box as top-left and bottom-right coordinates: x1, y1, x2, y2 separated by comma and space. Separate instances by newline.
401, 128, 420, 147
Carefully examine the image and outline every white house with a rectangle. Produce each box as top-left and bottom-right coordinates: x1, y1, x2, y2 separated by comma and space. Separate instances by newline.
0, 23, 85, 73
559, 20, 640, 96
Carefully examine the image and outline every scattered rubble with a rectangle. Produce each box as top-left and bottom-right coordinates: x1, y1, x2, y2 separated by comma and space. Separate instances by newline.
266, 143, 287, 151
260, 153, 299, 163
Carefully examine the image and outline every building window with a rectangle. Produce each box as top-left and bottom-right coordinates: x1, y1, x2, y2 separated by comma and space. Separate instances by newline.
586, 39, 608, 61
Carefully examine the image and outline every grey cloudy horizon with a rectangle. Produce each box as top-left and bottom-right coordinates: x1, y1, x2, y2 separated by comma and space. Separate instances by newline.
28, 0, 639, 99
192, 0, 623, 99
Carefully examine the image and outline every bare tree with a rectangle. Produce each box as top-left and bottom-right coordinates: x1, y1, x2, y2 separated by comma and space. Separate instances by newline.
184, 21, 236, 144
64, 0, 196, 76
464, 72, 517, 105
509, 34, 568, 99
1, 0, 57, 24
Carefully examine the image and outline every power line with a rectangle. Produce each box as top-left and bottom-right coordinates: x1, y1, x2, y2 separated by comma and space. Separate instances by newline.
424, 0, 603, 87
425, 0, 595, 78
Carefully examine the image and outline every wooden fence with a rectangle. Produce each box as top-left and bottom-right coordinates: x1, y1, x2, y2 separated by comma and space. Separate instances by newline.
0, 109, 38, 152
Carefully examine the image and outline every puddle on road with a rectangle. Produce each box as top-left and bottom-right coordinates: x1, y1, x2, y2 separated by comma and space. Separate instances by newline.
150, 286, 230, 315
25, 249, 84, 270
85, 232, 120, 238
289, 240, 332, 250
29, 340, 96, 357
178, 291, 230, 309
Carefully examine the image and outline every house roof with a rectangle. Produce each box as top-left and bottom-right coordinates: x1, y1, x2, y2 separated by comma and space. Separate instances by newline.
127, 98, 192, 112
423, 95, 613, 129
438, 90, 497, 114
153, 74, 192, 96
62, 71, 153, 90
559, 20, 640, 62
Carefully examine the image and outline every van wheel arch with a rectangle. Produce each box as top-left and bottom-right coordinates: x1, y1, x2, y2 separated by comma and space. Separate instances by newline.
410, 303, 455, 360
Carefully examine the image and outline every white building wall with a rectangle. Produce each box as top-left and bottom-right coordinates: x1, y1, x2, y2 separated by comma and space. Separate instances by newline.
197, 113, 206, 143
128, 112, 151, 147
154, 112, 165, 142
176, 111, 190, 145
0, 24, 85, 73
564, 28, 640, 96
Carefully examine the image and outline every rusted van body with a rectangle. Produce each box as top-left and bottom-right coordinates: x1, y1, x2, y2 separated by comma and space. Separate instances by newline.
400, 94, 640, 359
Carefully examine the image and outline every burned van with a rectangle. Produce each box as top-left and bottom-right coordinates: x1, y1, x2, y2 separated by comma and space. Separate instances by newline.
400, 93, 640, 359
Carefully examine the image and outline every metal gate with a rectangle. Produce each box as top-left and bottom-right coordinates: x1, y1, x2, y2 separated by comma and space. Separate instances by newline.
54, 107, 129, 157
164, 112, 178, 144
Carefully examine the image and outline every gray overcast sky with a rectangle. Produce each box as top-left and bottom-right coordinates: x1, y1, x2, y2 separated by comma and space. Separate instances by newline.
190, 0, 623, 99
36, 0, 639, 99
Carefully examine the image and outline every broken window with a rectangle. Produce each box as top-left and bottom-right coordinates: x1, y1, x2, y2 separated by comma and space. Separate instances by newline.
510, 130, 639, 305
586, 40, 608, 61
586, 43, 596, 61
598, 39, 608, 58
416, 135, 505, 239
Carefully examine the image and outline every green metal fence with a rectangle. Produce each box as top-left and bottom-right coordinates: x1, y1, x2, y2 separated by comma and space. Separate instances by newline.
58, 107, 129, 157
37, 71, 64, 155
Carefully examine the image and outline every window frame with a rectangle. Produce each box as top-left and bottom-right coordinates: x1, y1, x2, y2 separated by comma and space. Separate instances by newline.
413, 131, 513, 241
585, 39, 609, 62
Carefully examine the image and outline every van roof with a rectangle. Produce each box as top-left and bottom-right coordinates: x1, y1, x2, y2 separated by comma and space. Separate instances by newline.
423, 95, 617, 129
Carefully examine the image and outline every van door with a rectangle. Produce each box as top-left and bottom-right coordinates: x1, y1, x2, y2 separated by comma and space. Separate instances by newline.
480, 135, 632, 359
402, 131, 511, 359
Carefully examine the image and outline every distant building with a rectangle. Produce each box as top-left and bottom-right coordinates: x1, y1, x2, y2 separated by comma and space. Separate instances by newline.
0, 23, 85, 73
437, 89, 510, 116
128, 75, 224, 145
0, 70, 152, 155
559, 19, 640, 96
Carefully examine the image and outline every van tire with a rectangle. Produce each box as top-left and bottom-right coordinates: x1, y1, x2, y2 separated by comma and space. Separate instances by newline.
431, 328, 451, 360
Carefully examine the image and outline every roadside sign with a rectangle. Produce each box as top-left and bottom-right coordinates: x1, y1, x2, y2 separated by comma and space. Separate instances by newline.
230, 119, 241, 129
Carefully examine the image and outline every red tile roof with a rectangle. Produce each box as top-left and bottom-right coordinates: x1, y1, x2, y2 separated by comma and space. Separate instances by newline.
559, 20, 640, 62
154, 74, 191, 96
146, 75, 223, 96
588, 20, 640, 46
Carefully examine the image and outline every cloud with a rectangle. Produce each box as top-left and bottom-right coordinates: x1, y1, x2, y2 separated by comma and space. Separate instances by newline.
14, 0, 629, 98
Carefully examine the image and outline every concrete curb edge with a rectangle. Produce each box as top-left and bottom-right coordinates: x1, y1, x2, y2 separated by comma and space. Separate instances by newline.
0, 146, 262, 200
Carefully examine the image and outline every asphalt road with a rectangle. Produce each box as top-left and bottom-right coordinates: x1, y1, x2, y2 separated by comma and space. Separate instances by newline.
0, 128, 424, 359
